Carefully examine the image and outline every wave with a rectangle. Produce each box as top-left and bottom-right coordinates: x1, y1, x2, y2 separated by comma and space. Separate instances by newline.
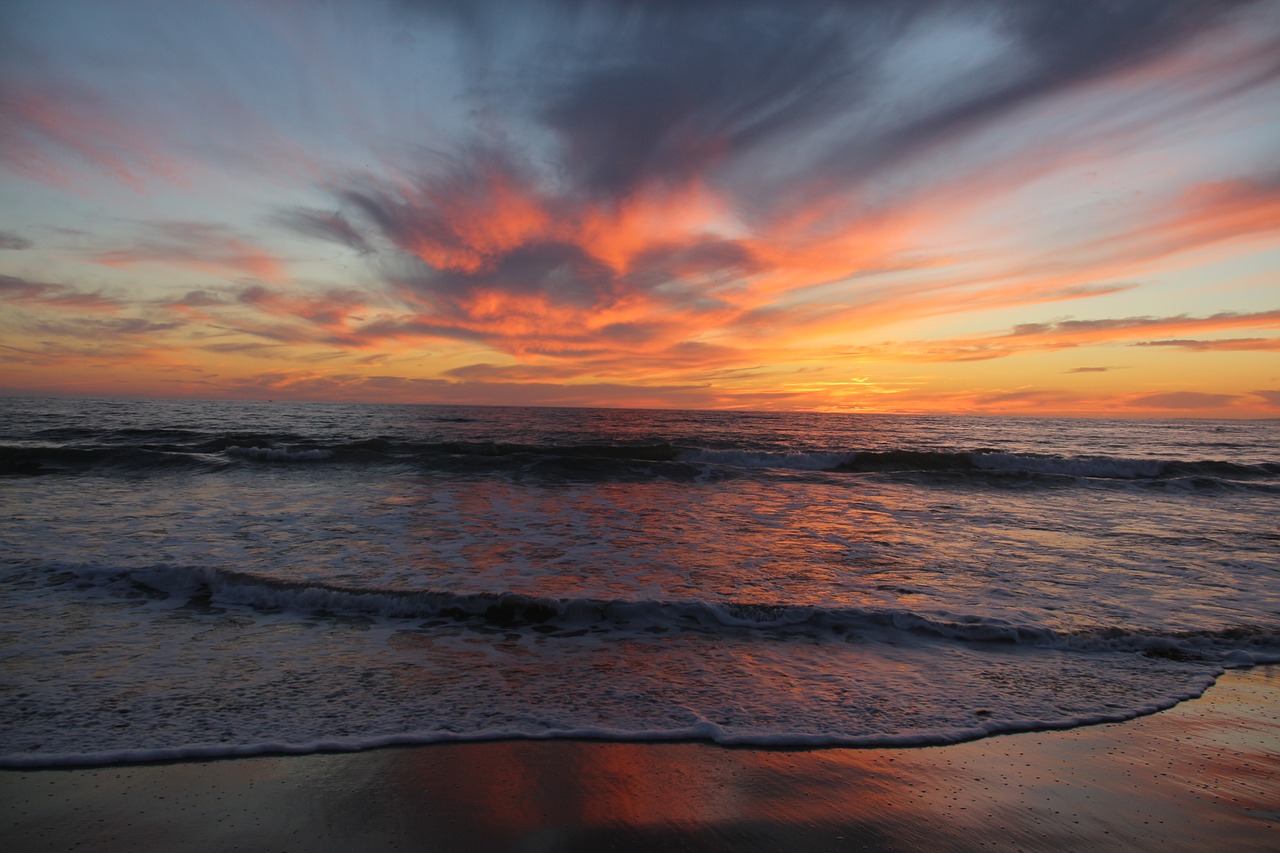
834, 449, 1279, 480
0, 445, 221, 475
225, 446, 333, 462
4, 433, 1276, 490
41, 562, 1280, 665
682, 447, 1278, 490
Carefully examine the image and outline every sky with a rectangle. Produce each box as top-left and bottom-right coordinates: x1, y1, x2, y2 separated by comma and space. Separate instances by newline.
1, 0, 1278, 417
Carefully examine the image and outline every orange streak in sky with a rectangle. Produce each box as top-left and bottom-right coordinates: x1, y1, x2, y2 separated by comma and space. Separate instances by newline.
403, 173, 551, 273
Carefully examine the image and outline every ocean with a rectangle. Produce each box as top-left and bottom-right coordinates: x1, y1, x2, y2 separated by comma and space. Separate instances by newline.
1, 397, 1277, 766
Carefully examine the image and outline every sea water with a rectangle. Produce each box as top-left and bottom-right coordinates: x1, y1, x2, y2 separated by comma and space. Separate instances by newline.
1, 397, 1276, 766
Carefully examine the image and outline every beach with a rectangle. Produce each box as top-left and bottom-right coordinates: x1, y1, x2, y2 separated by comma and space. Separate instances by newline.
3, 665, 1275, 851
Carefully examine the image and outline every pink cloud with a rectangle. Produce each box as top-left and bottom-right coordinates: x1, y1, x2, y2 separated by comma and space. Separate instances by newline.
0, 84, 185, 192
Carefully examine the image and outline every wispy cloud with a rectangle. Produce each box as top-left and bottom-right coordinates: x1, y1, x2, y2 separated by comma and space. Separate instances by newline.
1129, 391, 1242, 410
271, 208, 372, 254
838, 311, 1280, 363
84, 222, 287, 281
0, 273, 121, 311
0, 231, 32, 250
1135, 338, 1280, 352
1, 0, 1277, 412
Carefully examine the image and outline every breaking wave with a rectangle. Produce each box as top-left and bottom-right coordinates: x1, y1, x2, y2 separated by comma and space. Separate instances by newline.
39, 561, 1280, 665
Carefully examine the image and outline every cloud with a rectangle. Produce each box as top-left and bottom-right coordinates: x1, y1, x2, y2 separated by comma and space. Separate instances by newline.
85, 222, 287, 281
321, 152, 760, 357
0, 336, 167, 367
1252, 390, 1280, 406
1073, 173, 1280, 269
1134, 338, 1280, 352
1027, 311, 1280, 342
199, 341, 286, 356
1129, 391, 1240, 409
0, 231, 32, 249
444, 362, 589, 382
400, 1, 1250, 213
2, 0, 1278, 411
271, 207, 372, 254
0, 273, 120, 311
850, 310, 1280, 363
164, 290, 229, 309
300, 0, 1278, 374
227, 369, 716, 408
529, 3, 857, 202
0, 81, 182, 191
237, 283, 371, 330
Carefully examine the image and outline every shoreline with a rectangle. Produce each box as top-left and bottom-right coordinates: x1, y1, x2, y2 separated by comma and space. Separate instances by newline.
4, 665, 1276, 851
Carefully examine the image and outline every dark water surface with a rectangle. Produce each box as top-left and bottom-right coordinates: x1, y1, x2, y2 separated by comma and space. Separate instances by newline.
2, 397, 1276, 765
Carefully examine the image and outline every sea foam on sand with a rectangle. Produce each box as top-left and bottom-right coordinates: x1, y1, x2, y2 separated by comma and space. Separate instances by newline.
2, 666, 1275, 852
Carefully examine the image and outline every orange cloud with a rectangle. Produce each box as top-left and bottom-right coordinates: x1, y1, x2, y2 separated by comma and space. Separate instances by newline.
237, 284, 372, 333
834, 311, 1280, 364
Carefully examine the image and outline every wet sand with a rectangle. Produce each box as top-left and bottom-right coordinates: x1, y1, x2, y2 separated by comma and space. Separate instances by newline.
3, 666, 1276, 852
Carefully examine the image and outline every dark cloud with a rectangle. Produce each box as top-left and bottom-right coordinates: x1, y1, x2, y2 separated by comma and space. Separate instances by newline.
1007, 311, 1280, 339
534, 5, 862, 200
166, 289, 227, 308
396, 0, 1260, 216
0, 231, 32, 249
817, 1, 1236, 176
0, 274, 55, 300
1135, 338, 1280, 351
621, 239, 758, 296
437, 242, 615, 308
1067, 366, 1111, 373
1130, 391, 1240, 409
0, 273, 119, 310
201, 341, 285, 354
271, 208, 372, 253
96, 317, 181, 334
1253, 389, 1280, 406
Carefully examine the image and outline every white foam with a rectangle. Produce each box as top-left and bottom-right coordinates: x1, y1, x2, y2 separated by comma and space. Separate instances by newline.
0, 659, 1230, 768
226, 446, 332, 461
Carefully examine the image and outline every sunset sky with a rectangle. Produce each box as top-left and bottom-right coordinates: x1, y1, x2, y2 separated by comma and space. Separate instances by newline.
2, 0, 1278, 416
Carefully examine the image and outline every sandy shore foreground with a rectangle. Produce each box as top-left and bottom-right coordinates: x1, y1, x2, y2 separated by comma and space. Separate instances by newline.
3, 666, 1276, 852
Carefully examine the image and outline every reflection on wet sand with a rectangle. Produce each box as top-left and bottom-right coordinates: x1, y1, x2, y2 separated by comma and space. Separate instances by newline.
2, 668, 1275, 852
